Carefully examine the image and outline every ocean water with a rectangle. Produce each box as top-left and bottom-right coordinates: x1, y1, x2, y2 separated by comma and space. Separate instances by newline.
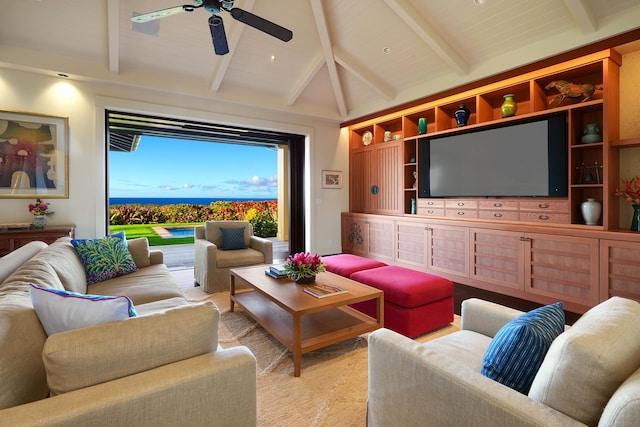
109, 197, 275, 206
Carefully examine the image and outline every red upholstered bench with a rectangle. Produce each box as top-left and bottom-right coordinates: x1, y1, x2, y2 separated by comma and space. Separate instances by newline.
350, 265, 454, 338
322, 254, 387, 278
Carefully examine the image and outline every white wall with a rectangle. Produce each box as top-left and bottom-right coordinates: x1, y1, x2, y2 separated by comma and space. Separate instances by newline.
0, 69, 348, 255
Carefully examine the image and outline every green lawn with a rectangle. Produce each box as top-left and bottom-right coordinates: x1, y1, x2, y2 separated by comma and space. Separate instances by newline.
110, 223, 201, 246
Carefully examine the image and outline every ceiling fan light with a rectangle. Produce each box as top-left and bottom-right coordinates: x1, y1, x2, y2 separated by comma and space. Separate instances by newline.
474, 0, 487, 5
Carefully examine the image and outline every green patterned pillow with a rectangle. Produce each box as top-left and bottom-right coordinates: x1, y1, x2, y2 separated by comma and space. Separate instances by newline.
71, 234, 138, 284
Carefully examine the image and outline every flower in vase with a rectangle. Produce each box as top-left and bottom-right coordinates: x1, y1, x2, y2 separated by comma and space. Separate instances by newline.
615, 176, 640, 205
28, 198, 54, 216
283, 252, 326, 279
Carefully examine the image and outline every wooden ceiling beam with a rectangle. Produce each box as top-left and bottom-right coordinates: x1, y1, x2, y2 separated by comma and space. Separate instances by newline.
563, 0, 597, 34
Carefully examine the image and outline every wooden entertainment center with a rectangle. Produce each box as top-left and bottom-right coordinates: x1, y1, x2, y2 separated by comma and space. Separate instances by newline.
342, 49, 640, 314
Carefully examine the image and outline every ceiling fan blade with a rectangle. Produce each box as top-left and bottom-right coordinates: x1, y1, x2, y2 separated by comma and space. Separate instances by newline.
209, 15, 230, 55
132, 5, 196, 23
229, 8, 293, 42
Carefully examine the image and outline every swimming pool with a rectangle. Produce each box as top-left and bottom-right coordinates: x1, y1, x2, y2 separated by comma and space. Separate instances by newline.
153, 226, 195, 238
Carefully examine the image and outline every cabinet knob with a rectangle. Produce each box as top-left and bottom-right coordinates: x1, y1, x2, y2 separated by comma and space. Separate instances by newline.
494, 213, 503, 218
427, 209, 434, 214
519, 236, 531, 242
371, 185, 379, 195
493, 202, 502, 207
457, 202, 465, 206
538, 203, 549, 209
538, 215, 550, 220
457, 211, 465, 216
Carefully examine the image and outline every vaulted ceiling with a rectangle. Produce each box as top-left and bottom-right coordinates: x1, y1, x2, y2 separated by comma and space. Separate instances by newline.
1, 0, 639, 123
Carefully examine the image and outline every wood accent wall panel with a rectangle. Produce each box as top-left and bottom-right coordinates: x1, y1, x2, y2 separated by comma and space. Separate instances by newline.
374, 143, 402, 215
396, 221, 426, 267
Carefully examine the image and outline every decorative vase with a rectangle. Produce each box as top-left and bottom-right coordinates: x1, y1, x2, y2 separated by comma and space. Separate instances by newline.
410, 198, 417, 214
32, 215, 46, 229
295, 274, 316, 285
454, 104, 470, 127
418, 117, 427, 134
580, 198, 601, 225
581, 123, 602, 144
631, 204, 640, 232
501, 94, 517, 117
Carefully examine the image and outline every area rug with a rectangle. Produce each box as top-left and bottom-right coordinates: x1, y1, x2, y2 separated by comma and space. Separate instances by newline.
181, 287, 460, 427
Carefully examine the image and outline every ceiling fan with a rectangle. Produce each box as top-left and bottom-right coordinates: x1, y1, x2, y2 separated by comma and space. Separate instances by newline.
131, 0, 293, 56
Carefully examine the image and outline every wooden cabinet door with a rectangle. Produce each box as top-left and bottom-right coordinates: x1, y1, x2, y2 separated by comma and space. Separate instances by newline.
372, 142, 403, 215
341, 214, 368, 256
396, 220, 426, 268
365, 217, 395, 262
470, 228, 524, 291
600, 239, 640, 303
523, 233, 599, 310
426, 224, 469, 277
350, 149, 374, 213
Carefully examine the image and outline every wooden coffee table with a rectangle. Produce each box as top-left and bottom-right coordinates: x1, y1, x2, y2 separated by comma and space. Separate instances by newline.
230, 265, 384, 377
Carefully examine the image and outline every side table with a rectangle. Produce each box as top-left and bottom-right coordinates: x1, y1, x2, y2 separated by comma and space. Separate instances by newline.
0, 225, 76, 256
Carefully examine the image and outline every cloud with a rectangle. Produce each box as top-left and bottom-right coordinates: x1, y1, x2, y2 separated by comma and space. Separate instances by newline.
183, 183, 194, 189
161, 185, 180, 191
225, 175, 277, 188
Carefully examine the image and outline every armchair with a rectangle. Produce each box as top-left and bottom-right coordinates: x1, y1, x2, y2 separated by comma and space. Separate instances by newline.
194, 220, 273, 293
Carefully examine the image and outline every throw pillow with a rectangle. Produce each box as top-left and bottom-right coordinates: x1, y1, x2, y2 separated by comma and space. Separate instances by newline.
481, 302, 565, 394
220, 226, 247, 250
29, 284, 137, 336
71, 234, 138, 284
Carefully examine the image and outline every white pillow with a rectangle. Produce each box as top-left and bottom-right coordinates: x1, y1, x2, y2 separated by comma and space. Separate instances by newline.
29, 284, 137, 336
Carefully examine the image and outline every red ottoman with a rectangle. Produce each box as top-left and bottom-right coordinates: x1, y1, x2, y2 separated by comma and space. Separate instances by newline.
322, 254, 387, 278
350, 265, 453, 338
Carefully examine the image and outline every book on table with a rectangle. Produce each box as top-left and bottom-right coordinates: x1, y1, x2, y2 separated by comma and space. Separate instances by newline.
266, 264, 288, 279
302, 283, 348, 298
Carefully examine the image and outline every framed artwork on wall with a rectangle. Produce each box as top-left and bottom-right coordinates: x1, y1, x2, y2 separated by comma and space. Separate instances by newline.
322, 170, 343, 189
0, 110, 69, 198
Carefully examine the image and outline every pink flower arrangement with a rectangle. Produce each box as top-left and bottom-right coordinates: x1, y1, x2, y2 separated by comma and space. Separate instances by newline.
615, 176, 640, 205
28, 198, 54, 216
283, 252, 326, 279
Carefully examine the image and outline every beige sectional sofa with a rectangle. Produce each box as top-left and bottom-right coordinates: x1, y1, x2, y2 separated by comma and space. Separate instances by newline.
368, 297, 640, 427
0, 238, 257, 426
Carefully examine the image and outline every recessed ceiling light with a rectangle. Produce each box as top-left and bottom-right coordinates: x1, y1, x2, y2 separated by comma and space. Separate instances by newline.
474, 0, 487, 5
270, 55, 276, 62
383, 47, 391, 54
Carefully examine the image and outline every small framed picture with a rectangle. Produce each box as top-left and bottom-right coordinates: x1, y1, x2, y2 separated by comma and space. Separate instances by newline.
322, 170, 343, 189
0, 110, 69, 198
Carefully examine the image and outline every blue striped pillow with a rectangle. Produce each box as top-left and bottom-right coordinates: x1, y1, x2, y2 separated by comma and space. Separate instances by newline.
481, 302, 565, 394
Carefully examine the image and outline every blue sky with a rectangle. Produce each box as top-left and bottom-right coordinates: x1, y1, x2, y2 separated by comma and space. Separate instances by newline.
109, 136, 277, 199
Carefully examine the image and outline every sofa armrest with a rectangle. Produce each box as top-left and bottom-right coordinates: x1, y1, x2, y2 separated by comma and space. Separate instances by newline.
460, 298, 525, 338
149, 250, 163, 265
250, 235, 273, 264
368, 328, 583, 427
0, 348, 257, 427
194, 238, 217, 292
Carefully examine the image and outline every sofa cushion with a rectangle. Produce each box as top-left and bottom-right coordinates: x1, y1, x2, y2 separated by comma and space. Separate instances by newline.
86, 263, 185, 305
350, 265, 453, 308
29, 284, 137, 336
322, 254, 387, 278
481, 302, 565, 394
0, 241, 47, 285
71, 234, 138, 284
529, 297, 640, 425
39, 239, 88, 294
220, 226, 247, 250
127, 237, 151, 268
217, 248, 266, 268
43, 302, 220, 395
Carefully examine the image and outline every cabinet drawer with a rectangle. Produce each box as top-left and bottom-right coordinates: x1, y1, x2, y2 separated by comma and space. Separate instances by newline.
519, 212, 570, 223
478, 200, 518, 210
417, 199, 445, 208
417, 208, 445, 217
518, 200, 569, 212
478, 210, 519, 221
445, 209, 479, 219
445, 200, 478, 209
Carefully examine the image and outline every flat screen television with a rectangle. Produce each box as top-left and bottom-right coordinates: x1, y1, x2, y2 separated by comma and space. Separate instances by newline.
418, 115, 568, 198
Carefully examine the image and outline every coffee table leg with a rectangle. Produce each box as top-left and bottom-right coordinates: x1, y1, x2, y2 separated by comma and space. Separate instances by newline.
293, 313, 302, 377
230, 275, 236, 312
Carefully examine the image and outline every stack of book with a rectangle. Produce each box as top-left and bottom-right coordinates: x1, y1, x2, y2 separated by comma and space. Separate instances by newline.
265, 264, 288, 279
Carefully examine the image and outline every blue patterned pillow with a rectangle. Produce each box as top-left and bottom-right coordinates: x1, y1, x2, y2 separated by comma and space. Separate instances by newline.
29, 284, 137, 336
71, 234, 138, 284
220, 226, 247, 250
481, 302, 565, 394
